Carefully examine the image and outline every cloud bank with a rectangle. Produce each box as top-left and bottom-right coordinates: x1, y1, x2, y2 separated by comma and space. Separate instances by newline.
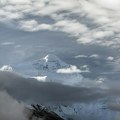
0, 70, 120, 120
0, 71, 120, 105
0, 71, 107, 104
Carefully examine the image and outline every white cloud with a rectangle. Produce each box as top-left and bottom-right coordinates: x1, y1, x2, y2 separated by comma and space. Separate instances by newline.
93, 31, 114, 39
0, 8, 23, 23
77, 37, 93, 44
57, 65, 81, 74
19, 20, 38, 31
14, 45, 22, 48
89, 54, 100, 59
35, 0, 78, 16
75, 55, 88, 58
0, 0, 120, 47
1, 42, 15, 46
107, 56, 114, 61
0, 65, 13, 71
54, 20, 88, 36
0, 0, 31, 4
93, 0, 120, 10
19, 20, 52, 31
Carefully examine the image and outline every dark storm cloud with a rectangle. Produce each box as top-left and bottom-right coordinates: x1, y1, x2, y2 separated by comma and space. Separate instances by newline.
0, 71, 107, 104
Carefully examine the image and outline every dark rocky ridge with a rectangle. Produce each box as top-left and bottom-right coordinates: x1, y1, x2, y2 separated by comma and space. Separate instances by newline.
26, 104, 64, 120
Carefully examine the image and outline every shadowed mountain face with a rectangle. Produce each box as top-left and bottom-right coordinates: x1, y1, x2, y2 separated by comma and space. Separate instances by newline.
26, 104, 64, 120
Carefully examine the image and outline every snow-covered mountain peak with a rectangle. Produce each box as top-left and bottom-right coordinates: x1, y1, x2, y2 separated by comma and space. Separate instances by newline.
43, 54, 60, 62
33, 54, 70, 72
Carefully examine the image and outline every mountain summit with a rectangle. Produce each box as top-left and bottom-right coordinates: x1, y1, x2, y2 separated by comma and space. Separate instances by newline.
33, 54, 70, 72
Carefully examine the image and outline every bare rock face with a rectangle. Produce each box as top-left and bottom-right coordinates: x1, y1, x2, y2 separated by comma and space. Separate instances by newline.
26, 104, 64, 120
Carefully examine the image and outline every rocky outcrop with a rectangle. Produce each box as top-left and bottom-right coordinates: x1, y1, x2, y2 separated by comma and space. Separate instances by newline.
26, 104, 64, 120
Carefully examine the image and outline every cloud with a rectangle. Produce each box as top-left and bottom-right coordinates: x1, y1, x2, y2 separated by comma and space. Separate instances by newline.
57, 65, 81, 74
93, 0, 120, 10
75, 55, 88, 58
0, 8, 23, 21
1, 71, 120, 106
93, 31, 114, 39
18, 20, 39, 31
0, 71, 108, 104
0, 91, 27, 120
54, 19, 88, 36
19, 20, 52, 31
89, 54, 100, 59
1, 42, 15, 46
0, 0, 31, 4
0, 0, 119, 47
107, 56, 114, 61
0, 65, 13, 71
